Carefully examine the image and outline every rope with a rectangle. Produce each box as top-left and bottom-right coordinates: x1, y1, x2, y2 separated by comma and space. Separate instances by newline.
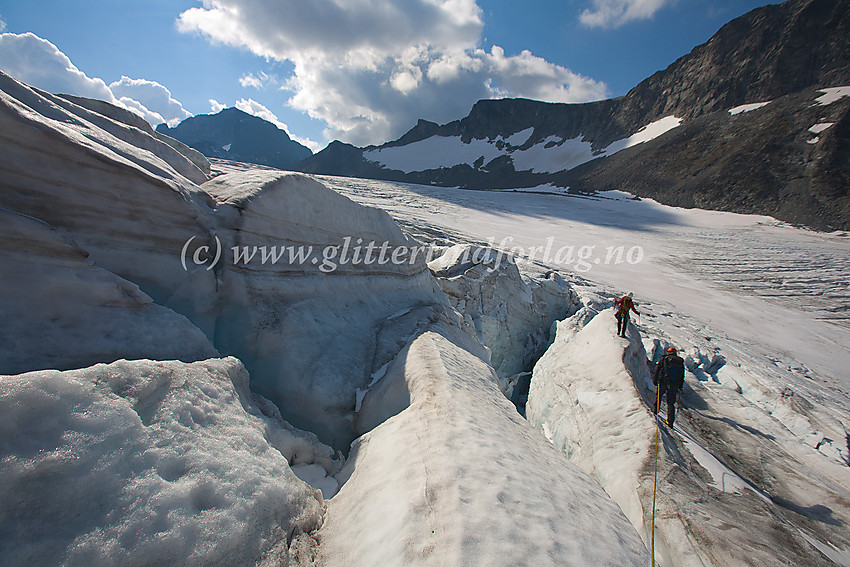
651, 385, 662, 567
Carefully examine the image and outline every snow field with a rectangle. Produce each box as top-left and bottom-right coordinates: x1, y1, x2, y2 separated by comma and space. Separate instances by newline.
815, 86, 850, 106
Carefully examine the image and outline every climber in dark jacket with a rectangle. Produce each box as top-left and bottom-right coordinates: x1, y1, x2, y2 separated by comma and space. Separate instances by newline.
653, 347, 685, 427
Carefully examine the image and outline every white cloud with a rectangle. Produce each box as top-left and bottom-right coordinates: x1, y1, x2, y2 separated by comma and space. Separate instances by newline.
239, 71, 276, 89
209, 98, 227, 113
110, 76, 193, 127
177, 0, 608, 146
0, 32, 192, 127
0, 16, 7, 33
234, 97, 288, 129
579, 0, 672, 28
0, 32, 116, 101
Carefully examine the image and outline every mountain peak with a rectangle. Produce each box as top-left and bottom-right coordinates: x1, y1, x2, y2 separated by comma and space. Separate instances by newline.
157, 108, 312, 169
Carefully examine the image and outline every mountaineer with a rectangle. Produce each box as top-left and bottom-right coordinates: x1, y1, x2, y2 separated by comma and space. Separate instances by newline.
653, 347, 686, 427
615, 292, 640, 338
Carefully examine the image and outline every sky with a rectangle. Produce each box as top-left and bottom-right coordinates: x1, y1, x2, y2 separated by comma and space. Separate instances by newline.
0, 0, 776, 152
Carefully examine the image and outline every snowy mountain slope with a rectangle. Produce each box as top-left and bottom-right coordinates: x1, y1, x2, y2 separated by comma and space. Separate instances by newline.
567, 85, 850, 231
0, 357, 332, 566
318, 325, 649, 567
296, 0, 850, 230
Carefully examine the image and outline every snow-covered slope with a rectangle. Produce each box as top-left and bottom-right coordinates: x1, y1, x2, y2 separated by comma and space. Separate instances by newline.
0, 357, 333, 566
319, 324, 649, 566
296, 0, 850, 230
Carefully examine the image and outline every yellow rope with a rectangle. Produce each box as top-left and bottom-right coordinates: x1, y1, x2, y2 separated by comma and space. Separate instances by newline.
651, 385, 662, 567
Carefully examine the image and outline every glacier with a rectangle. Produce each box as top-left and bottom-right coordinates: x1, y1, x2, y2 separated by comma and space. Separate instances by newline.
2, 66, 849, 567
0, 70, 649, 565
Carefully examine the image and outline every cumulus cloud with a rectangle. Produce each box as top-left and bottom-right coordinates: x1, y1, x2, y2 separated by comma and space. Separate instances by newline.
239, 71, 277, 89
0, 32, 116, 101
579, 0, 672, 28
0, 32, 192, 126
209, 99, 227, 113
110, 76, 193, 127
177, 0, 608, 146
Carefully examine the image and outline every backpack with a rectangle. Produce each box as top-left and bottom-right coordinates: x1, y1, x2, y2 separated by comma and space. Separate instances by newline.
666, 355, 685, 391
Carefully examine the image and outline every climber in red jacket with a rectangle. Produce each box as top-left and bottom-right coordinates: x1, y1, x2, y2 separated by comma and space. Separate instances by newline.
615, 292, 640, 338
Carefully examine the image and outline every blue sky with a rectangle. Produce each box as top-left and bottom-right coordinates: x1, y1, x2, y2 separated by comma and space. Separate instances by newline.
0, 0, 775, 151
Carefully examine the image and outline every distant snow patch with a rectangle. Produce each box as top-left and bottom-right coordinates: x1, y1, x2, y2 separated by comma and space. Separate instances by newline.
494, 183, 571, 195
729, 101, 771, 115
222, 143, 232, 151
510, 136, 598, 173
603, 115, 683, 154
513, 116, 684, 173
807, 137, 820, 144
815, 86, 850, 106
364, 135, 502, 173
808, 122, 834, 134
504, 127, 534, 146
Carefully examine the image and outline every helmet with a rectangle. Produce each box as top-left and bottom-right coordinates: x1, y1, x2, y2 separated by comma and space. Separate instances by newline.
666, 347, 677, 355
627, 292, 633, 298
